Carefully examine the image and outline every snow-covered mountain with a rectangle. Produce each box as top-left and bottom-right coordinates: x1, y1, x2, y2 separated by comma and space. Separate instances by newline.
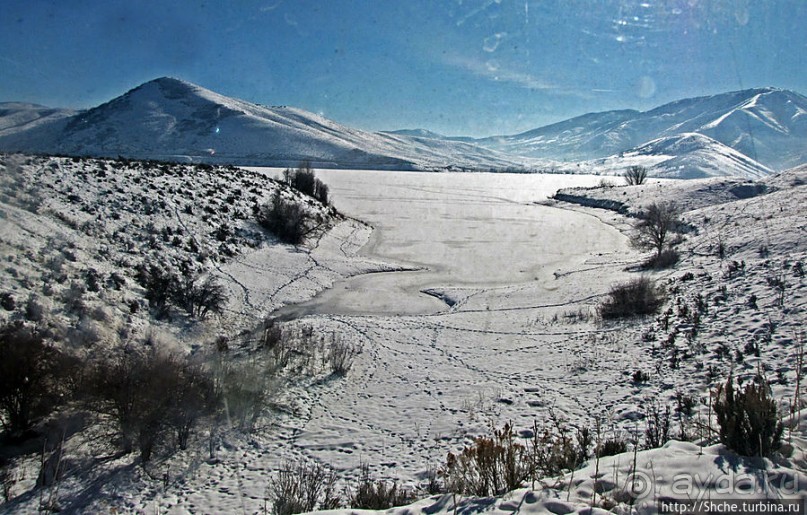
476, 87, 807, 171
0, 78, 537, 171
0, 102, 76, 133
581, 133, 773, 180
1, 80, 803, 175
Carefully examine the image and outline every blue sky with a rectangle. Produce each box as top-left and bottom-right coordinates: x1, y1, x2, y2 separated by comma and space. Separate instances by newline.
1, 0, 805, 137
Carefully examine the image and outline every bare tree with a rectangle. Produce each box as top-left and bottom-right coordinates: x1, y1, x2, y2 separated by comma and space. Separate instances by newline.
173, 275, 227, 319
623, 165, 648, 186
0, 322, 72, 437
631, 202, 681, 258
284, 162, 330, 205
90, 351, 218, 462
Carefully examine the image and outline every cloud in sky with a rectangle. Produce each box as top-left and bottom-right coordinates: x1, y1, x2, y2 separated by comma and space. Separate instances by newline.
440, 51, 594, 100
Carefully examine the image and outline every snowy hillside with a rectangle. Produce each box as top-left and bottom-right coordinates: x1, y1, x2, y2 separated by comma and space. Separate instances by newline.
477, 87, 807, 171
1, 155, 805, 513
0, 78, 539, 171
0, 103, 76, 134
582, 133, 773, 179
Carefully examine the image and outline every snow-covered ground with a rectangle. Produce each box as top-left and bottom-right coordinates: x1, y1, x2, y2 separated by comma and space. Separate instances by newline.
1, 158, 805, 513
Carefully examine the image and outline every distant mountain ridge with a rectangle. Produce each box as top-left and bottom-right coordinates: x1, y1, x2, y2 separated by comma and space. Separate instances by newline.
0, 78, 804, 176
0, 78, 538, 171
469, 87, 806, 171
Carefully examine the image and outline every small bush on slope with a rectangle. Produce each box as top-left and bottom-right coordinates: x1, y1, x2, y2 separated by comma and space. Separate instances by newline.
643, 248, 680, 270
442, 422, 529, 496
171, 274, 227, 319
135, 263, 227, 320
349, 463, 414, 510
599, 277, 665, 319
256, 190, 311, 245
268, 460, 341, 515
714, 374, 783, 457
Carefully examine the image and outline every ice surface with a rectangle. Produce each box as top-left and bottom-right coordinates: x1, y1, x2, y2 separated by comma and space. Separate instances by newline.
252, 169, 629, 317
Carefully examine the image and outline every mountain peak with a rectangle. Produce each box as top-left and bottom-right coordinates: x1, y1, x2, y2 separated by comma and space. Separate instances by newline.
150, 76, 191, 86
132, 76, 206, 99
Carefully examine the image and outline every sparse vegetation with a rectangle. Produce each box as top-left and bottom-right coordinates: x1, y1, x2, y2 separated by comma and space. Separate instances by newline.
599, 277, 665, 319
256, 190, 312, 245
0, 152, 805, 511
268, 460, 341, 515
328, 335, 360, 376
0, 322, 74, 438
623, 165, 648, 186
713, 374, 783, 457
631, 202, 682, 259
442, 422, 529, 496
349, 464, 414, 510
283, 161, 330, 205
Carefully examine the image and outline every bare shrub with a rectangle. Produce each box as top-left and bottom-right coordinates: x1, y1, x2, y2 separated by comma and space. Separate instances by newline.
170, 363, 218, 450
0, 293, 15, 312
349, 464, 413, 510
527, 416, 583, 479
623, 165, 648, 186
268, 460, 341, 515
442, 422, 529, 496
136, 264, 227, 320
284, 162, 330, 205
172, 275, 227, 319
214, 360, 269, 430
714, 374, 783, 457
329, 335, 360, 376
0, 322, 73, 437
24, 296, 45, 322
256, 190, 311, 245
61, 282, 86, 316
135, 263, 176, 318
643, 401, 672, 449
599, 277, 665, 319
89, 350, 218, 462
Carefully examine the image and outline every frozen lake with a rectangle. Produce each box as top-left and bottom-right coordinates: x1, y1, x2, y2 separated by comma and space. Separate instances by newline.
254, 169, 629, 316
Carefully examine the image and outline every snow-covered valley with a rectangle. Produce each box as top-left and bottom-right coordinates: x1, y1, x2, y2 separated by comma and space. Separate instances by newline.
0, 155, 805, 513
